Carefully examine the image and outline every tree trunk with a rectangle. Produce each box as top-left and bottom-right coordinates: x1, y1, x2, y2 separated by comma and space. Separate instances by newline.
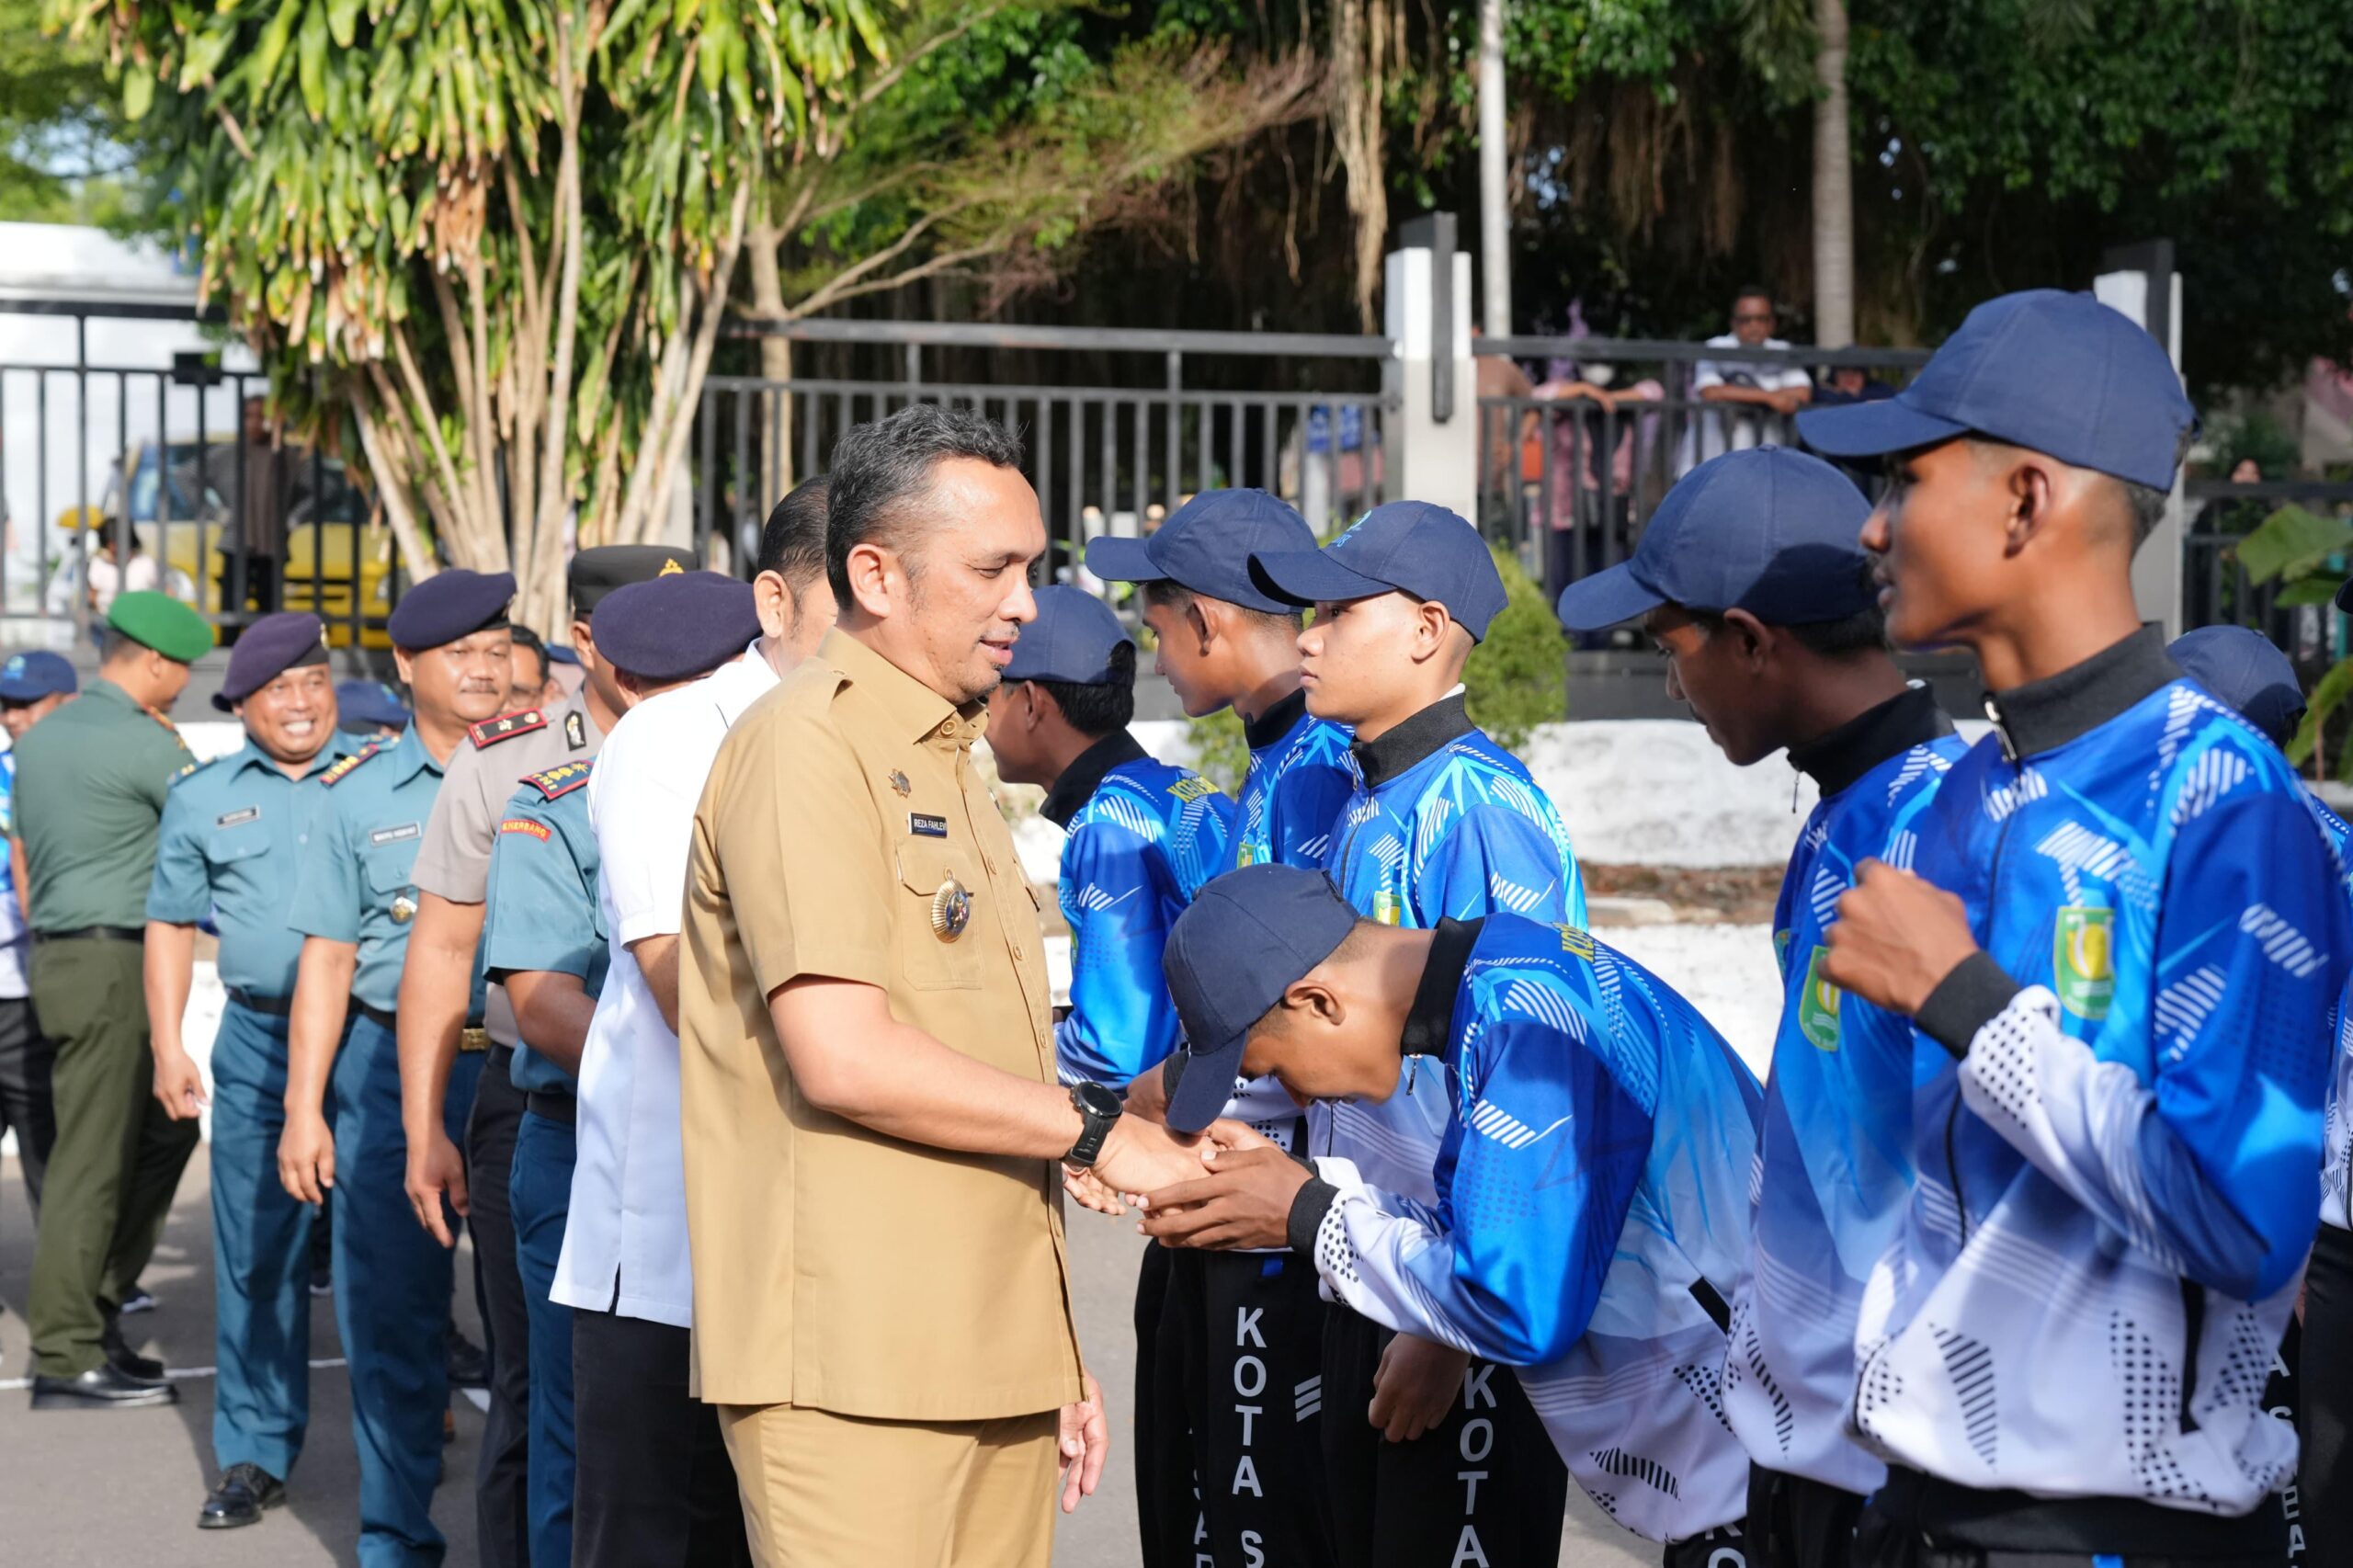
747, 224, 797, 501
1811, 0, 1854, 347
1476, 0, 1509, 336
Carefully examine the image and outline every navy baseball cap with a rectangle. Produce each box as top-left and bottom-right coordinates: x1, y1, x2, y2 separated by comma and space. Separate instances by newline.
0, 650, 77, 703
1085, 490, 1316, 616
1555, 447, 1873, 631
1797, 290, 2195, 492
335, 678, 409, 733
1005, 585, 1133, 686
2168, 626, 2304, 747
213, 611, 331, 711
1249, 501, 1508, 642
1162, 864, 1363, 1133
386, 569, 516, 651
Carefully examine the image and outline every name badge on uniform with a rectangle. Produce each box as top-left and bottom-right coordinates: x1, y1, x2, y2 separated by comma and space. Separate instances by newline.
909, 812, 949, 838
369, 823, 421, 846
215, 806, 260, 828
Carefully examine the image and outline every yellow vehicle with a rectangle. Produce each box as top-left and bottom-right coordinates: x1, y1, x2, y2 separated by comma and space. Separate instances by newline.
52, 436, 396, 648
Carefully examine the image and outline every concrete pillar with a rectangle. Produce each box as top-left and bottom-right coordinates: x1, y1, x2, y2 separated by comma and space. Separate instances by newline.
1385, 235, 1479, 523
2095, 240, 2185, 638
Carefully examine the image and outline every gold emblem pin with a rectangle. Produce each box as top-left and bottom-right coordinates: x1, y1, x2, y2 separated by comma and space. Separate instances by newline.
929, 878, 972, 941
391, 893, 417, 925
889, 770, 911, 797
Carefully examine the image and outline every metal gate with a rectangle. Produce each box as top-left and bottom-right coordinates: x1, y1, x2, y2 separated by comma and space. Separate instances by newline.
699, 318, 1399, 597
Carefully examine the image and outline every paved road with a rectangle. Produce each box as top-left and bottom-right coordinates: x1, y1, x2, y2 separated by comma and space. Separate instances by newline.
0, 1155, 1646, 1566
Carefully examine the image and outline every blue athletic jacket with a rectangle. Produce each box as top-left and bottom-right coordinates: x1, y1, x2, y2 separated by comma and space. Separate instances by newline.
1049, 732, 1234, 1086
1853, 629, 2349, 1514
1288, 915, 1759, 1543
2305, 790, 2353, 1233
1313, 694, 1587, 1201
1229, 687, 1356, 872
1720, 687, 1968, 1496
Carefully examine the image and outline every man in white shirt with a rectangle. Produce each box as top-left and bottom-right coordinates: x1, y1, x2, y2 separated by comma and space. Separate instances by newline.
554, 479, 836, 1568
1677, 284, 1814, 473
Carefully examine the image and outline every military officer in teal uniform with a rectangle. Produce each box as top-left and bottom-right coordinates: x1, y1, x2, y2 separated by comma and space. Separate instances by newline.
147, 612, 354, 1530
481, 756, 600, 1568
278, 570, 515, 1568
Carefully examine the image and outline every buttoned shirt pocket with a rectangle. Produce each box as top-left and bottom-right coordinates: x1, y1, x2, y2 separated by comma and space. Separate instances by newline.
362, 838, 422, 921
894, 837, 983, 992
206, 823, 271, 875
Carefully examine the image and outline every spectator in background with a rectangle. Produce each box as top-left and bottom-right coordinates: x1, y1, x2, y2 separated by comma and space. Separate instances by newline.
208, 397, 295, 614
1473, 326, 1539, 531
1532, 363, 1664, 613
1678, 285, 1813, 473
0, 652, 72, 1249
506, 626, 558, 713
85, 528, 161, 625
335, 679, 409, 741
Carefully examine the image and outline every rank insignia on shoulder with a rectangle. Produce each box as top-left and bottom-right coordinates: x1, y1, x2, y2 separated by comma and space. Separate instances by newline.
523, 760, 594, 801
469, 709, 547, 748
321, 744, 382, 786
500, 818, 552, 841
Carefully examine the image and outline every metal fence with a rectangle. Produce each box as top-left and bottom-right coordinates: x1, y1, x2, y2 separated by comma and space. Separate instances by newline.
2182, 479, 2353, 672
702, 318, 1398, 595
1474, 336, 1931, 630
0, 299, 393, 648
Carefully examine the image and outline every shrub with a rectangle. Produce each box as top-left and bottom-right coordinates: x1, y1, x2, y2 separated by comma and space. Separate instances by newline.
1464, 544, 1568, 752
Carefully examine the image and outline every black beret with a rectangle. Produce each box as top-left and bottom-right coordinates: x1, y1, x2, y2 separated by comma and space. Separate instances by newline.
593, 572, 759, 684
212, 611, 331, 711
387, 569, 516, 651
570, 545, 697, 619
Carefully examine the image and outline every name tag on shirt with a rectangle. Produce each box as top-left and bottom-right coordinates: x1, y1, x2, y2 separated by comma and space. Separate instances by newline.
369, 823, 421, 846
909, 812, 949, 838
215, 807, 260, 828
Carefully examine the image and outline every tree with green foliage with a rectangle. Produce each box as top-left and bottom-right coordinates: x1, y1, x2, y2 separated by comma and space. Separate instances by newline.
49, 0, 1314, 625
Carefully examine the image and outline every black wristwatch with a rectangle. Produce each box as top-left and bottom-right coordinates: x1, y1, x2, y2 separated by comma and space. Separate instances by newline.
1064, 1081, 1124, 1168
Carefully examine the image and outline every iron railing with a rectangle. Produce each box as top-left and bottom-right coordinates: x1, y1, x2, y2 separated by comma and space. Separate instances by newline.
2182, 479, 2353, 670
1474, 337, 1930, 632
0, 299, 394, 648
706, 318, 1399, 597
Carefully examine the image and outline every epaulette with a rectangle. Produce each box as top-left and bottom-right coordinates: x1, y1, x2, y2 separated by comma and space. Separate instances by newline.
521, 759, 594, 801
321, 744, 383, 787
469, 709, 547, 749
169, 755, 222, 787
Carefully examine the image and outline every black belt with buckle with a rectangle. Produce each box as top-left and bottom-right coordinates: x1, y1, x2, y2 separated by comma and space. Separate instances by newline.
354, 1001, 396, 1031
525, 1091, 576, 1126
226, 988, 293, 1017
35, 925, 144, 944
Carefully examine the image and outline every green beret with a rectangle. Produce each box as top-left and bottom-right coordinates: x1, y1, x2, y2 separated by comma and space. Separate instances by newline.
107, 590, 218, 665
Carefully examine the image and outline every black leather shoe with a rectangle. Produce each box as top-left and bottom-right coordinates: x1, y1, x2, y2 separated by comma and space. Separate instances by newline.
29, 1363, 180, 1409
199, 1462, 284, 1528
445, 1326, 487, 1391
102, 1322, 167, 1383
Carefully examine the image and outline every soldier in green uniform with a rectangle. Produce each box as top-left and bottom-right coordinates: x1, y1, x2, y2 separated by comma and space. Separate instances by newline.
278, 569, 514, 1568
12, 589, 216, 1408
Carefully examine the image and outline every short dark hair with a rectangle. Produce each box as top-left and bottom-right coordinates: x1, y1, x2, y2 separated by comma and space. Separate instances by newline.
2120, 478, 2169, 551
825, 403, 1025, 603
507, 624, 549, 687
1035, 642, 1136, 738
1733, 285, 1775, 312
1690, 597, 1889, 659
758, 475, 831, 588
1138, 577, 1304, 634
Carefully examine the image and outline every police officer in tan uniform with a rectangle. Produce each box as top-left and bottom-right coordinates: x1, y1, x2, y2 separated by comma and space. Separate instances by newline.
394, 543, 690, 1568
677, 405, 1229, 1565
